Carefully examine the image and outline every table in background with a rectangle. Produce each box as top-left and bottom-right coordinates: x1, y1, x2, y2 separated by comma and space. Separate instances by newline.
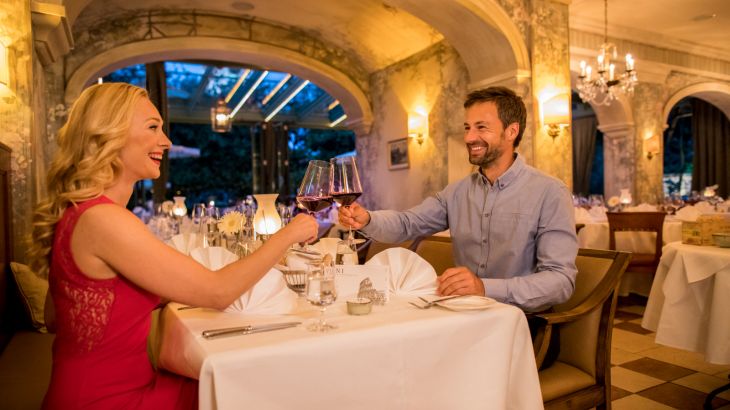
577, 219, 683, 296
642, 242, 730, 365
158, 297, 543, 410
577, 220, 682, 251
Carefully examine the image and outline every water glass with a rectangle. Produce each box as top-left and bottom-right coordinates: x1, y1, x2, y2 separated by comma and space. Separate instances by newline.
305, 261, 337, 332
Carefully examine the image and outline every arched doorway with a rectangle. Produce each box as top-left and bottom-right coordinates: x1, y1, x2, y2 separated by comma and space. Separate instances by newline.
663, 83, 730, 199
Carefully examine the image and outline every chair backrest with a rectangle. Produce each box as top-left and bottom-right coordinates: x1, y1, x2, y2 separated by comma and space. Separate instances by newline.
413, 235, 454, 275
553, 249, 630, 378
606, 212, 666, 264
364, 239, 417, 262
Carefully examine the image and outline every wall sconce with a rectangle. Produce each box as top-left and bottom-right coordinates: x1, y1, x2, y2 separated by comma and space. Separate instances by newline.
210, 99, 232, 133
542, 93, 570, 139
643, 134, 660, 159
0, 40, 10, 90
408, 111, 427, 145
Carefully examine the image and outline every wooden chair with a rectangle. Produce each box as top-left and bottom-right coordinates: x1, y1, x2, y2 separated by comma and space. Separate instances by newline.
413, 235, 454, 275
532, 249, 630, 410
363, 238, 419, 262
606, 211, 666, 275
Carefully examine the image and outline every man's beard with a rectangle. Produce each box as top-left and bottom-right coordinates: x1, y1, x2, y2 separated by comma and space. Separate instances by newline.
467, 142, 503, 168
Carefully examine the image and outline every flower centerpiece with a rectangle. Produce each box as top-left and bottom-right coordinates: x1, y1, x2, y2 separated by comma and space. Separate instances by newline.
217, 211, 243, 236
607, 196, 621, 211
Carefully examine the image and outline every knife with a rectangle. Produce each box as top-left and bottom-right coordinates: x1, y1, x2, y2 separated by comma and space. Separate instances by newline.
201, 322, 301, 339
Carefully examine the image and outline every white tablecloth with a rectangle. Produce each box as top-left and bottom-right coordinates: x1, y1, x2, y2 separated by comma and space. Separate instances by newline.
577, 220, 683, 296
158, 297, 543, 410
642, 242, 730, 364
577, 220, 683, 252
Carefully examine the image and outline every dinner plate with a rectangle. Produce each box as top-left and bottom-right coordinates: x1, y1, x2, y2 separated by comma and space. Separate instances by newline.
435, 296, 496, 311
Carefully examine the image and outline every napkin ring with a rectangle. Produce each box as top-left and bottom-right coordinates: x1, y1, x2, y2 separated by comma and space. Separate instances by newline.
347, 298, 372, 315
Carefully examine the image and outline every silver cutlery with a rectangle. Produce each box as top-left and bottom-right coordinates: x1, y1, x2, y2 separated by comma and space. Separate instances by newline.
202, 322, 301, 339
414, 295, 463, 309
177, 305, 200, 311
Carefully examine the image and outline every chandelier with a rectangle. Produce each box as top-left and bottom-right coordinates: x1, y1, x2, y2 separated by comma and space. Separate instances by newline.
576, 0, 638, 106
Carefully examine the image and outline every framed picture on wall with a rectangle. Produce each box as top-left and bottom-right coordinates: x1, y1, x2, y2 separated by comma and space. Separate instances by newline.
387, 138, 410, 170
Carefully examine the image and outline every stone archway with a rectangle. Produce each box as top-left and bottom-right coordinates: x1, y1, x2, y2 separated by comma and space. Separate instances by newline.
663, 82, 730, 124
64, 37, 373, 133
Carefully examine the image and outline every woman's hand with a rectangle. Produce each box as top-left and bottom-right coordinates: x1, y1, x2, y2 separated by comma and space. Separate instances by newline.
276, 213, 319, 245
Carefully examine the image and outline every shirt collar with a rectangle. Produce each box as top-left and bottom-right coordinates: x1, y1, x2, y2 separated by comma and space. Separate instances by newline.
474, 153, 524, 190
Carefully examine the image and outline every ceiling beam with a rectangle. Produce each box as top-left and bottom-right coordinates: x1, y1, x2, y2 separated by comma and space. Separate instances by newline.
297, 92, 333, 120
261, 78, 307, 120
186, 66, 214, 115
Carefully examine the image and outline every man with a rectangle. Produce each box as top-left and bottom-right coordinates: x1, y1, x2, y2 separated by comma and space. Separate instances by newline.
339, 86, 577, 313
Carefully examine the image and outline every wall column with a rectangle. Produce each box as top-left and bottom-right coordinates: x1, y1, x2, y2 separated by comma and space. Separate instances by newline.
600, 122, 636, 199
529, 0, 573, 188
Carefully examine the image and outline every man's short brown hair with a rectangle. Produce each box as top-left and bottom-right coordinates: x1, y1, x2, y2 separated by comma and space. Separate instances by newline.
464, 86, 527, 148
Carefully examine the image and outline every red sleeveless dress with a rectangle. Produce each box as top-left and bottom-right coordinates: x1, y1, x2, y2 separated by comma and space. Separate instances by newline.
43, 196, 198, 409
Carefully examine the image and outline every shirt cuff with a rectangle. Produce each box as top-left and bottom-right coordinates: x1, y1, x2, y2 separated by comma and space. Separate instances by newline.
482, 278, 510, 303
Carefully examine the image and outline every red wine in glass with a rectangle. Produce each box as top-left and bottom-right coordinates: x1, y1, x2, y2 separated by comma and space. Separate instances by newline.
332, 192, 362, 207
297, 195, 334, 213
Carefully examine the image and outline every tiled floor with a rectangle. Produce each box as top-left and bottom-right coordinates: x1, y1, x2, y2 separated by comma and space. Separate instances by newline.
610, 296, 730, 409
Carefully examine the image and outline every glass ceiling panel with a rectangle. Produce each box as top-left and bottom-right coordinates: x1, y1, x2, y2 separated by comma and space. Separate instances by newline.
102, 61, 341, 128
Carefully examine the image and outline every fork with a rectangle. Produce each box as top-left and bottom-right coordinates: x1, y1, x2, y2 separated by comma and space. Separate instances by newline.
417, 295, 462, 308
408, 302, 429, 309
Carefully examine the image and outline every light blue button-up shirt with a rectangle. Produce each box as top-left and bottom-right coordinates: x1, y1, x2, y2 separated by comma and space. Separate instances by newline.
362, 154, 577, 312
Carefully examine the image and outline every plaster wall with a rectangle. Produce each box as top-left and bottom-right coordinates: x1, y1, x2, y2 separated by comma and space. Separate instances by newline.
530, 0, 572, 188
0, 0, 46, 262
358, 42, 468, 211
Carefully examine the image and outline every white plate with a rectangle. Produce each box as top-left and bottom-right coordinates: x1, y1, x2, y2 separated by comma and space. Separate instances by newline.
436, 296, 496, 311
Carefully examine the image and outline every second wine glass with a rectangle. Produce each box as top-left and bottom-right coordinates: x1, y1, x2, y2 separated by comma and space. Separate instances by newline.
330, 155, 363, 246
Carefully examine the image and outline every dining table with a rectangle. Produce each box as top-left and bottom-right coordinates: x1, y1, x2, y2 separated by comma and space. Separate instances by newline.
642, 242, 730, 365
576, 218, 683, 251
157, 296, 543, 410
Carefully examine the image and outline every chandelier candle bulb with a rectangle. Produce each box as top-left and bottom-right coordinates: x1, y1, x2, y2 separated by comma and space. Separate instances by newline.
626, 54, 634, 71
609, 64, 615, 81
580, 60, 587, 77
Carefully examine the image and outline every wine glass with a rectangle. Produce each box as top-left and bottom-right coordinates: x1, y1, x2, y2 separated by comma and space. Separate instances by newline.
330, 155, 363, 253
297, 160, 333, 215
305, 260, 337, 332
296, 160, 333, 251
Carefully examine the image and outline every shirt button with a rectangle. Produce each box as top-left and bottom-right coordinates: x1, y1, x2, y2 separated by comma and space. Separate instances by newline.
484, 212, 490, 217
480, 264, 486, 269
482, 239, 487, 244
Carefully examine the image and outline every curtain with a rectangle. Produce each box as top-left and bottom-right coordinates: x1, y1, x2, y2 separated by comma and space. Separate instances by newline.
146, 62, 169, 204
252, 123, 290, 195
572, 116, 598, 195
692, 98, 730, 198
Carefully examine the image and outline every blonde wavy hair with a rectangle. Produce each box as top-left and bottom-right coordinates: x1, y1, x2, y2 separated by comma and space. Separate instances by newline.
29, 83, 150, 278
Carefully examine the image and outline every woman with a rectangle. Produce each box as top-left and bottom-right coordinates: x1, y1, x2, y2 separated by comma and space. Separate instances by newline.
29, 83, 318, 409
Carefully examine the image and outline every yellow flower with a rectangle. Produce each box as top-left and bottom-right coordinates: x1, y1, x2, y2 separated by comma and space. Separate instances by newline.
218, 211, 243, 235
607, 196, 620, 207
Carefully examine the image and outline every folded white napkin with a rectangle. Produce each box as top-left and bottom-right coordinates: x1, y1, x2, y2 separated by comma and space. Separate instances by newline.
189, 247, 297, 315
675, 205, 702, 222
168, 233, 201, 256
225, 268, 298, 315
624, 203, 658, 212
190, 246, 238, 270
313, 237, 339, 259
574, 207, 593, 223
365, 248, 437, 296
694, 201, 715, 214
588, 206, 608, 222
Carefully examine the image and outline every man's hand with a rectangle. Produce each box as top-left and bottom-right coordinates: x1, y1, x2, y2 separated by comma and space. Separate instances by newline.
338, 202, 371, 230
437, 266, 485, 296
